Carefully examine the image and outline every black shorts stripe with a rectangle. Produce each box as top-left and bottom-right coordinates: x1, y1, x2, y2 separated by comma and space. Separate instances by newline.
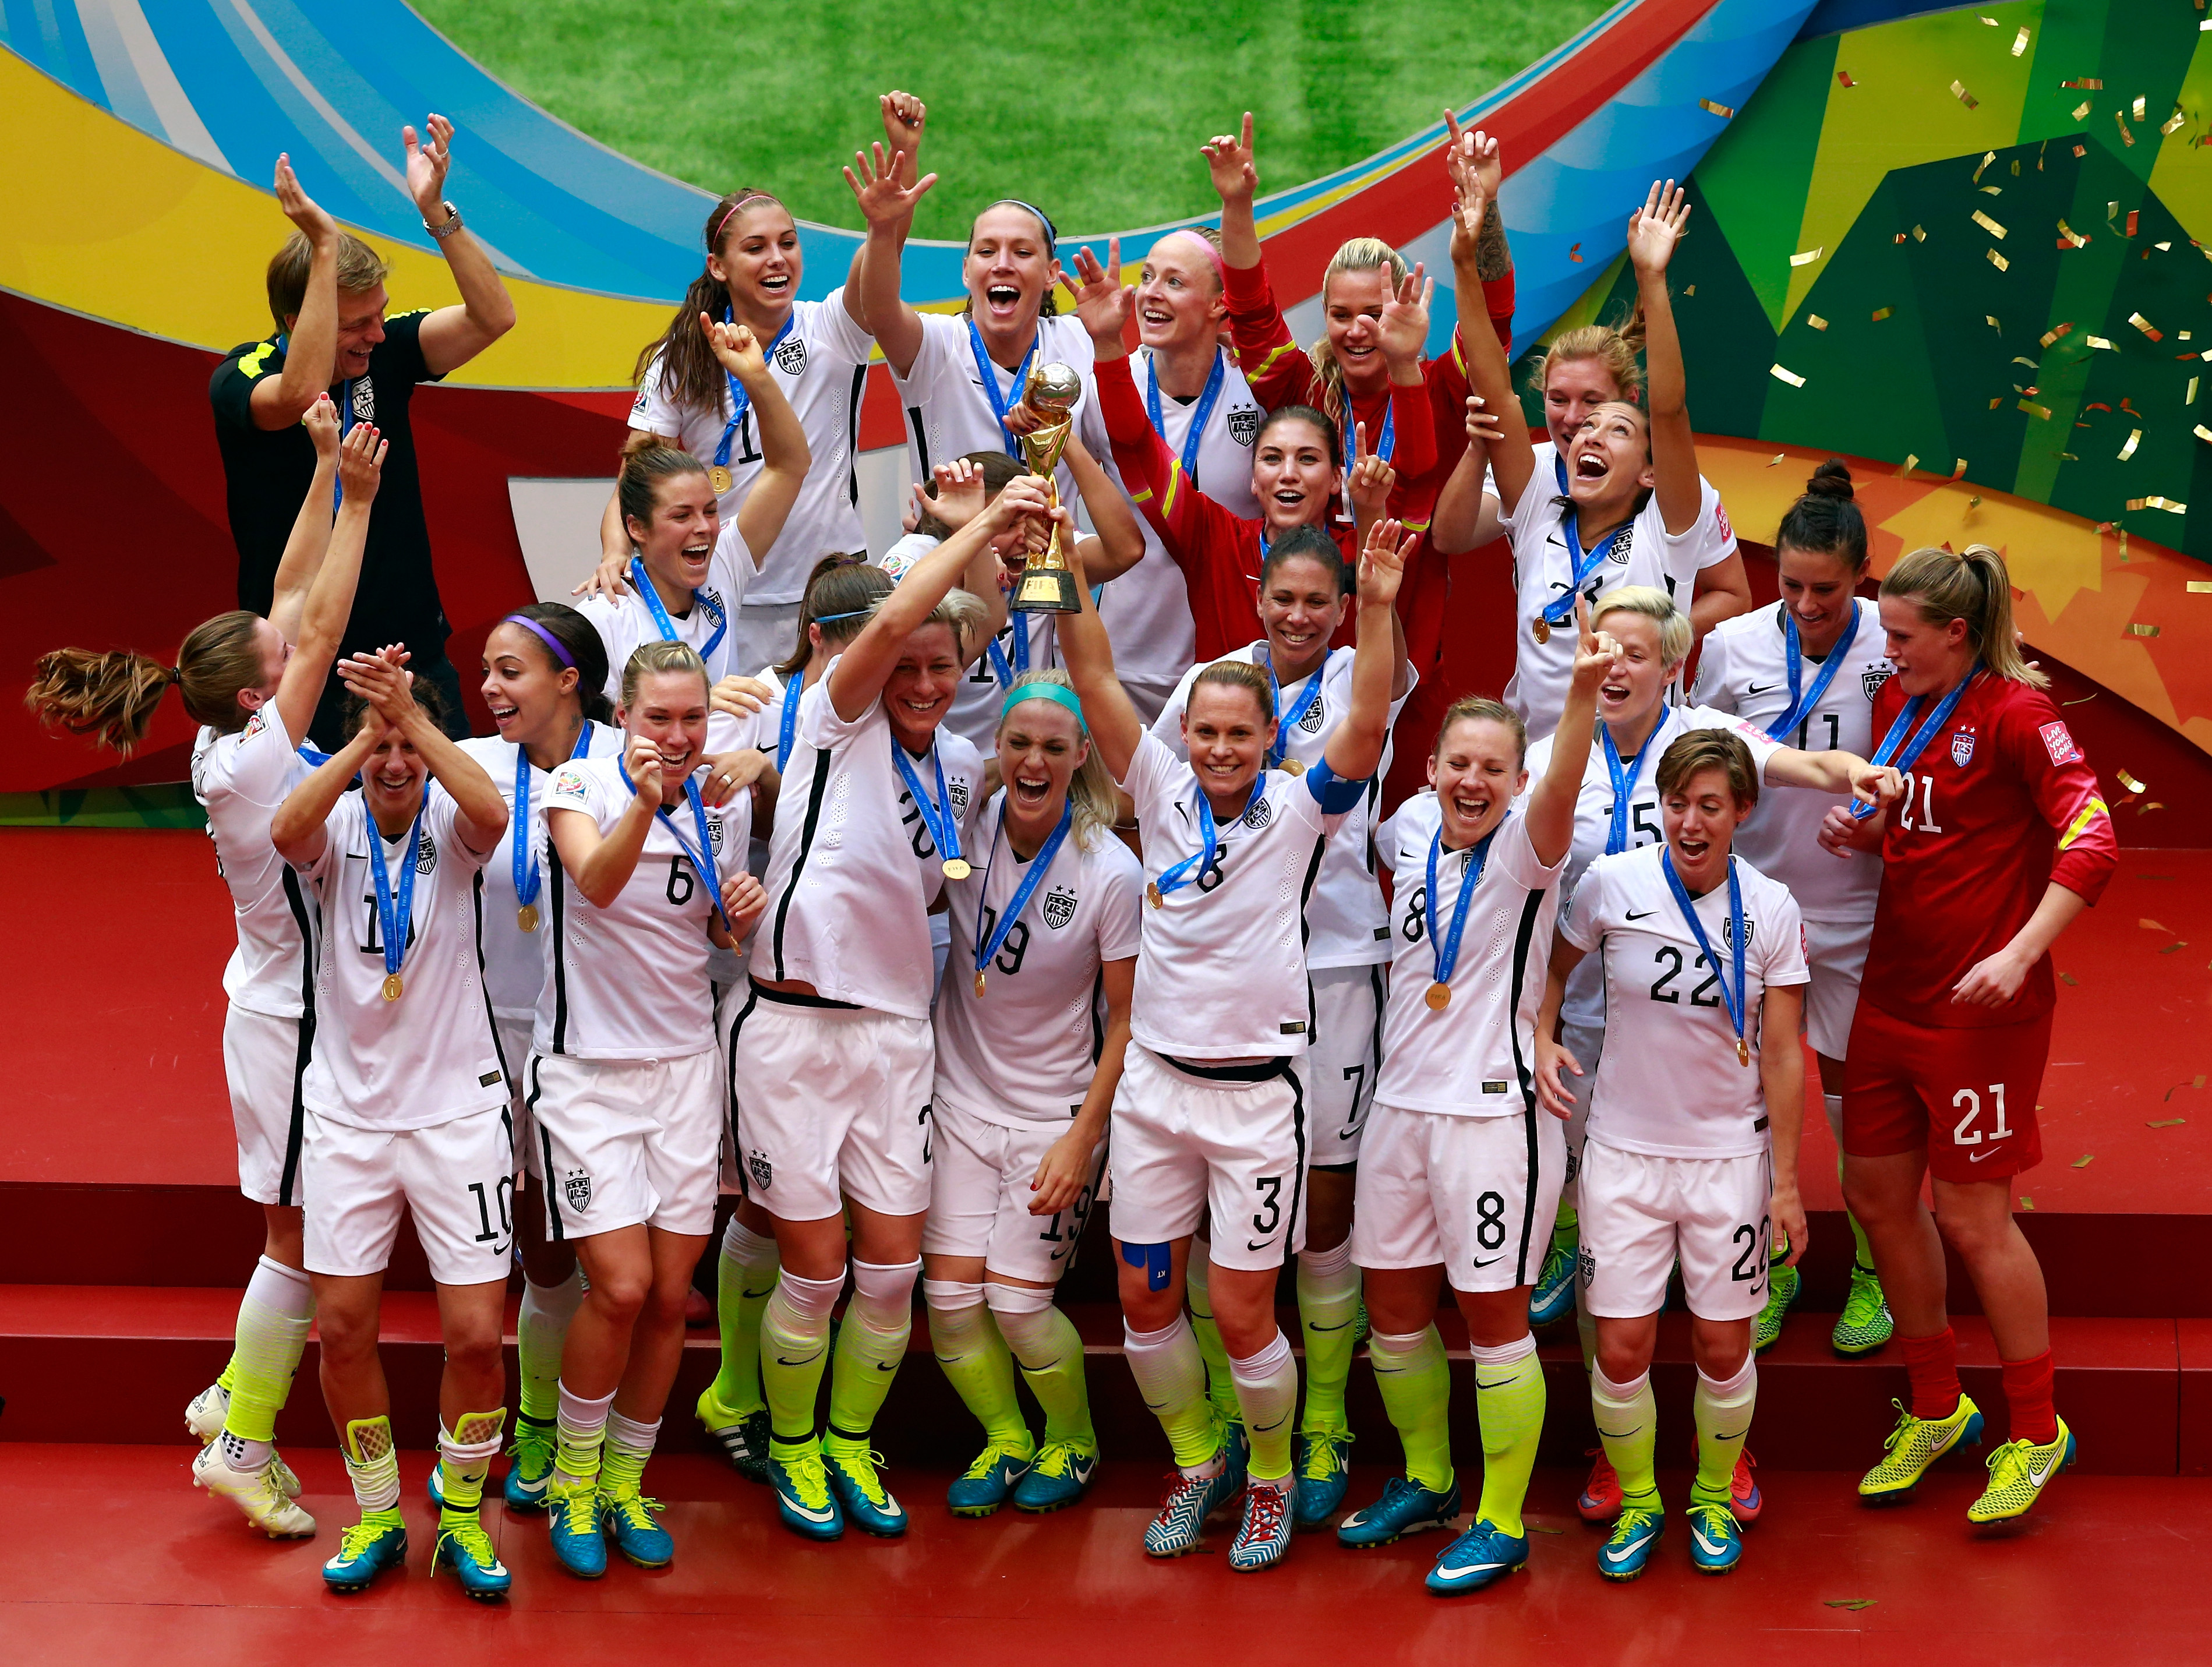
724, 984, 762, 1197
769, 748, 835, 976
1285, 1062, 1309, 1251
546, 833, 571, 1055
276, 866, 317, 1207
471, 870, 510, 1088
845, 363, 869, 508
528, 1057, 563, 1244
1296, 836, 1327, 1038
906, 405, 931, 477
1506, 888, 1547, 1286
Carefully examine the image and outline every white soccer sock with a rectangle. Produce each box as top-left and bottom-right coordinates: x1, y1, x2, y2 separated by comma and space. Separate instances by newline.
553, 1382, 616, 1489
218, 1255, 313, 1472
517, 1265, 585, 1425
1125, 1315, 1220, 1475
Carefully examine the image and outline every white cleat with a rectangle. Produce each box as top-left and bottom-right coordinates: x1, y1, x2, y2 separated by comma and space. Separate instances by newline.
193, 1443, 316, 1538
185, 1383, 228, 1444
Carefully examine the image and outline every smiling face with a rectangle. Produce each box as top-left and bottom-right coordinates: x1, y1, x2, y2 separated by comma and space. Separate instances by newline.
997, 698, 1087, 828
1589, 609, 1673, 732
480, 621, 579, 749
1182, 680, 1273, 807
619, 669, 711, 797
1429, 716, 1528, 847
708, 200, 803, 316
1777, 544, 1863, 656
355, 714, 429, 829
1257, 552, 1345, 677
1662, 764, 1748, 886
305, 282, 388, 381
1136, 234, 1226, 352
1542, 355, 1627, 456
1252, 415, 1338, 532
885, 620, 962, 754
964, 205, 1061, 338
1567, 402, 1654, 512
626, 469, 722, 598
1323, 265, 1393, 394
1878, 592, 1974, 697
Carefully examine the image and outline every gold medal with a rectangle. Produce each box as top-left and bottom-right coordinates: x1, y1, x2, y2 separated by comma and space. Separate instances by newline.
1425, 981, 1451, 1012
517, 905, 539, 934
1532, 617, 1552, 645
942, 857, 972, 881
381, 973, 404, 1002
974, 971, 987, 998
1279, 757, 1306, 775
1736, 1037, 1751, 1066
709, 464, 734, 494
1147, 880, 1164, 909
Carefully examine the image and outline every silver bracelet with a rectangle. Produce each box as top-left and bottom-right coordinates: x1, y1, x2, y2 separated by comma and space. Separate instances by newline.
424, 202, 463, 241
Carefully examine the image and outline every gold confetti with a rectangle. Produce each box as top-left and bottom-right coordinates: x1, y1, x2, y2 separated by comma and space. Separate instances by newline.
2061, 972, 2079, 985
1974, 210, 2008, 239
2057, 220, 2089, 248
2189, 376, 2199, 404
1790, 248, 1823, 266
1990, 397, 2005, 409
2041, 322, 2073, 346
2195, 425, 2212, 444
2013, 25, 2030, 55
2142, 917, 2171, 931
1771, 364, 1806, 388
2162, 941, 2188, 953
2072, 1154, 2095, 1168
2019, 400, 2050, 418
2073, 100, 2093, 121
2086, 334, 2115, 349
1826, 1601, 1878, 1612
1955, 80, 1981, 109
1982, 185, 2003, 195
1809, 315, 1829, 331
2012, 356, 2038, 367
1700, 98, 1735, 119
2164, 109, 2188, 136
2135, 95, 2148, 121
2120, 429, 2142, 459
2128, 623, 2162, 636
2130, 312, 2164, 340
1988, 248, 2010, 271
1984, 315, 2001, 332
1913, 224, 1926, 241
2062, 79, 2104, 90
2131, 496, 2186, 513
1974, 150, 1996, 183
1978, 13, 1997, 23
1767, 453, 1786, 467
2189, 580, 2212, 592
1895, 454, 1920, 477
2074, 142, 2088, 156
2118, 111, 2136, 147
2021, 1196, 2036, 1210
2118, 768, 2149, 792
2150, 1117, 2188, 1128
1682, 283, 1694, 295
1872, 306, 1895, 322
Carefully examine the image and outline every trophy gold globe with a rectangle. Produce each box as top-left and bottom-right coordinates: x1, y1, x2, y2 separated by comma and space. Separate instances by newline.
1009, 362, 1086, 614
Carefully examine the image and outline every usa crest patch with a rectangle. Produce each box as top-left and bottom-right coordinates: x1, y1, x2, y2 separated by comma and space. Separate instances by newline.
748, 1150, 773, 1190
1242, 796, 1274, 830
1041, 887, 1077, 930
1950, 727, 1977, 768
1863, 667, 1892, 701
563, 1170, 592, 1213
773, 335, 808, 376
415, 833, 437, 875
2039, 719, 2082, 767
1227, 405, 1261, 446
1722, 914, 1757, 952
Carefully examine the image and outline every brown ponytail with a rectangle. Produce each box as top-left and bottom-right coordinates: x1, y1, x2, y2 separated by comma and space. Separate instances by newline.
26, 610, 264, 753
632, 189, 787, 415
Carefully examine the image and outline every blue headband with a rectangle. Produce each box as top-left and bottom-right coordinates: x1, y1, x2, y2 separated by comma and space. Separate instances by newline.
987, 197, 1058, 253
1002, 680, 1087, 732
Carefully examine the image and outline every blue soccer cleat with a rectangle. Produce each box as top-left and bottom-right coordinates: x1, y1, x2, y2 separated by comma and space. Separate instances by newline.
433, 1519, 512, 1601
545, 1478, 607, 1578
1337, 1474, 1461, 1548
1686, 1498, 1743, 1574
1013, 1442, 1098, 1513
1597, 1504, 1664, 1581
321, 1516, 408, 1593
1425, 1518, 1528, 1594
1291, 1430, 1354, 1531
946, 1443, 1033, 1518
768, 1442, 843, 1542
823, 1440, 908, 1538
600, 1488, 674, 1569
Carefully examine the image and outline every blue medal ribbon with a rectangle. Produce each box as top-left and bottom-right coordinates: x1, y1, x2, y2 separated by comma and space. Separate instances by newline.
1660, 846, 1750, 1065
617, 754, 730, 930
1146, 347, 1228, 488
298, 742, 335, 769
1260, 647, 1328, 771
892, 741, 966, 871
971, 799, 1073, 991
1152, 774, 1263, 903
967, 317, 1037, 461
1345, 391, 1396, 466
1849, 670, 1976, 820
1599, 720, 1659, 856
513, 722, 596, 919
984, 619, 1033, 690
1425, 820, 1497, 993
1766, 605, 1862, 743
775, 667, 803, 773
365, 793, 426, 994
712, 308, 793, 481
628, 554, 727, 663
1543, 508, 1628, 631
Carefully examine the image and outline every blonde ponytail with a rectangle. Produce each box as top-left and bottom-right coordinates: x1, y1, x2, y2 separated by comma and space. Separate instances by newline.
1310, 238, 1409, 432
1882, 543, 2047, 688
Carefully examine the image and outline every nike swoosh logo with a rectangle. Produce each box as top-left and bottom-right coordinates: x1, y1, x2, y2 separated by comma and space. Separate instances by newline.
1471, 1255, 1503, 1269
1311, 1320, 1353, 1332
775, 1355, 819, 1366
1713, 1427, 1748, 1442
1603, 1528, 1658, 1563
1626, 909, 1656, 921
1969, 1145, 2005, 1162
2025, 1455, 2059, 1485
874, 1361, 898, 1371
1746, 683, 1776, 695
1692, 1527, 1729, 1555
1430, 1560, 1507, 1583
782, 1496, 837, 1523
1246, 1239, 1273, 1251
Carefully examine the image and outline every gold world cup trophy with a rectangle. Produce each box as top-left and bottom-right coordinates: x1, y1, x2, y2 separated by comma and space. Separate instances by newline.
1009, 362, 1086, 614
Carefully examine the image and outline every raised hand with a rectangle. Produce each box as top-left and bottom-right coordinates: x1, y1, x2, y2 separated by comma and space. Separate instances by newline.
930, 457, 988, 530
1356, 514, 1415, 608
274, 153, 337, 245
1069, 241, 1131, 345
1347, 432, 1396, 521
699, 744, 769, 807
403, 115, 455, 219
1625, 178, 1691, 277
1462, 393, 1505, 448
337, 646, 416, 723
843, 142, 937, 229
1377, 263, 1433, 368
302, 393, 340, 457
1568, 598, 1624, 688
988, 472, 1056, 534
624, 733, 665, 807
879, 90, 927, 161
1442, 114, 1503, 204
335, 422, 388, 506
1201, 111, 1259, 206
701, 313, 766, 382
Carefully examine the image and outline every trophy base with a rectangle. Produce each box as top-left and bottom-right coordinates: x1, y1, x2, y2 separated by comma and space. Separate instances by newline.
1009, 566, 1084, 615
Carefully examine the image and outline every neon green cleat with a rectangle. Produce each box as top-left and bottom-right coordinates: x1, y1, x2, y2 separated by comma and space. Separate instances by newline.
1831, 1264, 1895, 1357
1753, 1261, 1800, 1353
1858, 1395, 1984, 1505
1967, 1417, 2075, 1524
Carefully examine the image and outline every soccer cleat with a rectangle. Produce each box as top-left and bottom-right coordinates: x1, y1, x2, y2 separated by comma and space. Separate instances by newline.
1013, 1442, 1098, 1513
503, 1416, 556, 1512
946, 1443, 1033, 1518
1967, 1418, 2075, 1525
1227, 1480, 1294, 1572
433, 1519, 512, 1601
1144, 1447, 1246, 1559
1528, 1234, 1577, 1327
1291, 1429, 1354, 1531
185, 1383, 228, 1445
1685, 1498, 1742, 1574
767, 1445, 843, 1542
1337, 1473, 1462, 1548
1596, 1505, 1664, 1581
1858, 1395, 1984, 1506
427, 1464, 447, 1510
1754, 1260, 1800, 1352
600, 1489, 675, 1568
1730, 1450, 1762, 1524
545, 1478, 607, 1578
192, 1443, 316, 1538
321, 1517, 407, 1592
824, 1443, 908, 1538
1425, 1518, 1528, 1594
1831, 1264, 1895, 1357
696, 1385, 772, 1485
1577, 1448, 1622, 1521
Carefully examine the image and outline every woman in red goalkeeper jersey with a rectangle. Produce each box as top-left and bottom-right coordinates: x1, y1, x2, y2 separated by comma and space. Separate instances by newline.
1819, 542, 2116, 1528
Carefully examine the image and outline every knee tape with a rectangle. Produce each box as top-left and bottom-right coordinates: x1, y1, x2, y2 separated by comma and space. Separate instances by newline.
1121, 1240, 1173, 1292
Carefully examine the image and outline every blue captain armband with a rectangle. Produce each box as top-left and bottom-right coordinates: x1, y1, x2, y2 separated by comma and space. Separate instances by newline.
1303, 758, 1369, 815
1120, 1240, 1174, 1292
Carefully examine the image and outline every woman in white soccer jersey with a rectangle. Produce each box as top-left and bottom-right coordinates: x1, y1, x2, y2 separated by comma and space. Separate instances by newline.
1539, 729, 1812, 1583
1337, 613, 1613, 1595
1060, 507, 1411, 1575
1144, 522, 1413, 1530
24, 404, 376, 1541
731, 474, 1051, 1542
453, 605, 624, 1512
923, 669, 1143, 1517
1692, 462, 1893, 1357
269, 652, 513, 1599
529, 640, 770, 1580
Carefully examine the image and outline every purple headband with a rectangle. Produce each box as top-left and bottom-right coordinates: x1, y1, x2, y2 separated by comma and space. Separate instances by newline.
501, 614, 574, 670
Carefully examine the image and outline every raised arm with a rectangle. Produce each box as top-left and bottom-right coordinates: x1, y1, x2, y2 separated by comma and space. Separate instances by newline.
1430, 395, 1507, 554
271, 718, 377, 866
1625, 181, 1698, 539
552, 730, 663, 907
1203, 111, 1261, 269
1052, 525, 1145, 782
251, 157, 340, 432
337, 650, 507, 854
1203, 114, 1313, 408
272, 422, 387, 746
407, 117, 519, 377
1446, 178, 1535, 517
265, 395, 342, 641
1321, 515, 1413, 783
917, 458, 1012, 659
1063, 429, 1145, 584
1527, 601, 1619, 866
846, 142, 937, 379
702, 315, 810, 560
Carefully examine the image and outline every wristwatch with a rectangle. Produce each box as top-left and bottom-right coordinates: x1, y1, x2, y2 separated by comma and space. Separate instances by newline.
424, 202, 463, 240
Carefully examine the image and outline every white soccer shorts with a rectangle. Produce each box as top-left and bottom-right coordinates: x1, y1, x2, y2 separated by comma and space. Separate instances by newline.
224, 1004, 310, 1207
302, 1103, 515, 1285
1577, 1138, 1773, 1323
1107, 1044, 1308, 1273
529, 1048, 724, 1239
1350, 1099, 1565, 1292
727, 990, 934, 1221
1307, 963, 1385, 1167
1803, 913, 1873, 1063
921, 1099, 1106, 1283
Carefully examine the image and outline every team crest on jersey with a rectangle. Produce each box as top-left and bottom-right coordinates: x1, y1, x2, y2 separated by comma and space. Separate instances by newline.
1607, 524, 1634, 565
350, 378, 376, 425
2040, 719, 2082, 767
1227, 405, 1261, 446
1721, 914, 1757, 953
415, 833, 438, 875
1242, 795, 1274, 831
1862, 667, 1892, 701
563, 1170, 591, 1213
773, 334, 808, 376
1297, 701, 1326, 735
949, 778, 971, 814
748, 1150, 773, 1190
1950, 727, 1977, 768
699, 585, 726, 616
241, 708, 268, 741
707, 816, 727, 854
1041, 886, 1078, 930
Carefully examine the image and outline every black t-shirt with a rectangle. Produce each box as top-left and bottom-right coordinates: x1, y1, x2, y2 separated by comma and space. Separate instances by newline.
210, 310, 449, 661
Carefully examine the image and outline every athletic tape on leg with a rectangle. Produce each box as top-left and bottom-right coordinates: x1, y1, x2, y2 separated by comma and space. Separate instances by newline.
1121, 1240, 1173, 1291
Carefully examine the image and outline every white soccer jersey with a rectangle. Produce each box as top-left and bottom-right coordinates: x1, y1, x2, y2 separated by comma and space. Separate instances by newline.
192, 709, 316, 1019
893, 311, 1115, 497
1520, 703, 1783, 1034
630, 292, 875, 605
757, 658, 985, 1019
535, 753, 746, 1060
1119, 729, 1358, 1059
458, 722, 626, 1023
575, 517, 755, 704
295, 787, 506, 1132
1372, 796, 1564, 1117
1562, 842, 1808, 1159
1502, 462, 1735, 740
934, 795, 1144, 1126
1692, 598, 1889, 924
877, 529, 1060, 756
1150, 642, 1412, 969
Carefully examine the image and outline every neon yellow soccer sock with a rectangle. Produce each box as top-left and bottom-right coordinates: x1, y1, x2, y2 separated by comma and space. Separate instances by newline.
599, 1408, 658, 1498
1185, 1239, 1243, 1428
924, 1280, 1030, 1454
222, 1256, 313, 1446
710, 1215, 780, 1417
517, 1266, 583, 1425
824, 1258, 918, 1442
1591, 1365, 1660, 1512
1471, 1334, 1546, 1538
761, 1267, 843, 1444
1230, 1330, 1299, 1483
553, 1381, 614, 1489
437, 1408, 506, 1528
1368, 1325, 1454, 1493
1691, 1360, 1756, 1504
1295, 1239, 1361, 1435
1124, 1315, 1222, 1471
991, 1286, 1094, 1452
